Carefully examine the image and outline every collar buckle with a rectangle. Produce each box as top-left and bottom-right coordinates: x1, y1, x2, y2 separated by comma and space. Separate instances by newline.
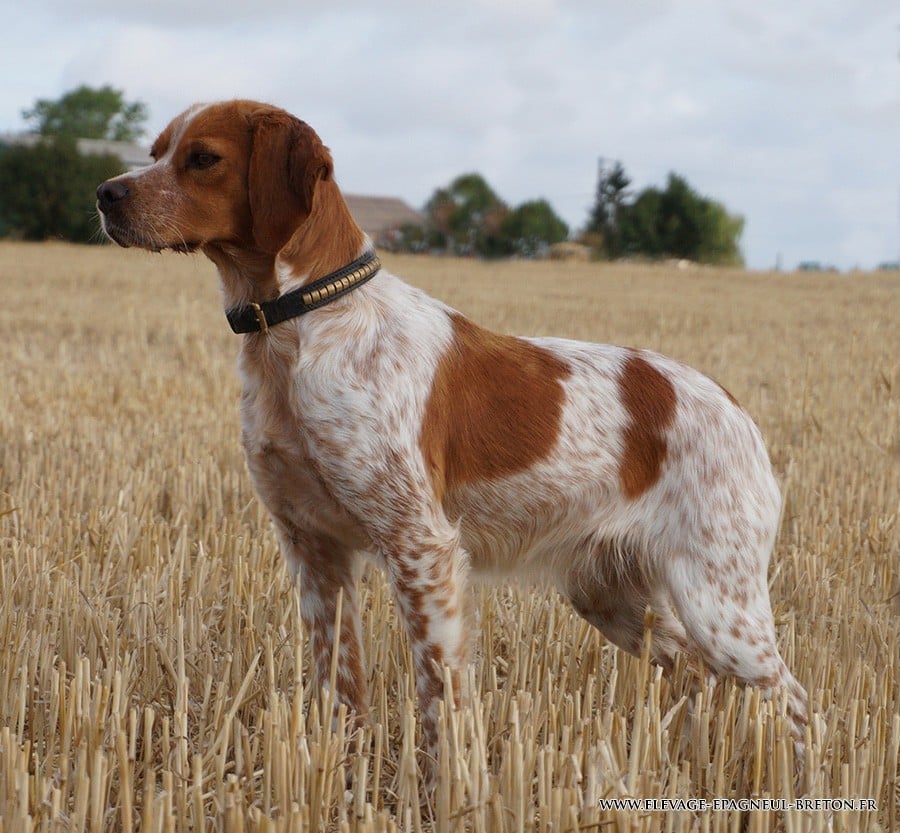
249, 302, 269, 334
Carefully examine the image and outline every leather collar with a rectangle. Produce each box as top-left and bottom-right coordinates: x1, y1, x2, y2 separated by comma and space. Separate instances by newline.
226, 250, 381, 334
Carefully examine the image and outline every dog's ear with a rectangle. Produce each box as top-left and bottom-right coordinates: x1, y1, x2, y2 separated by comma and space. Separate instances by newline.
247, 109, 334, 254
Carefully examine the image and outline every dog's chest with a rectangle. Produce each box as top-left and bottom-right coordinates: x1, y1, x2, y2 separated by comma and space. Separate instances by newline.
238, 353, 368, 548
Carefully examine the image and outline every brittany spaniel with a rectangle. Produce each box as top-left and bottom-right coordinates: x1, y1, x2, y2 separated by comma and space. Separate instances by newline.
97, 100, 808, 771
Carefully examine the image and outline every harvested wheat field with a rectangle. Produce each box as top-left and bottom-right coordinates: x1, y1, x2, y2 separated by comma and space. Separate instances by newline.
0, 241, 897, 832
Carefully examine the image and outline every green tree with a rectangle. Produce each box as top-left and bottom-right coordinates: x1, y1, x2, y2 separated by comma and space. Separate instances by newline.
387, 222, 430, 253
423, 186, 455, 249
624, 174, 744, 265
23, 84, 148, 142
424, 173, 508, 256
618, 187, 665, 258
585, 159, 631, 258
501, 199, 569, 257
0, 86, 144, 242
420, 173, 570, 259
0, 136, 124, 242
694, 196, 745, 265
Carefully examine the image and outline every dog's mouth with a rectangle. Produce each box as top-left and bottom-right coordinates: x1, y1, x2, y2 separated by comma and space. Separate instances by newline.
99, 213, 201, 254
154, 240, 201, 254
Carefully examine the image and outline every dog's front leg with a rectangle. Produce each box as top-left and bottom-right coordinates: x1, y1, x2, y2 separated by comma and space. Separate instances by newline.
274, 521, 369, 724
380, 521, 469, 774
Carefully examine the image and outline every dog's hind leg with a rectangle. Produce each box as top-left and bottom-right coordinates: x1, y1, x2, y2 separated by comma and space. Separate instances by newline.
663, 549, 808, 752
564, 550, 691, 673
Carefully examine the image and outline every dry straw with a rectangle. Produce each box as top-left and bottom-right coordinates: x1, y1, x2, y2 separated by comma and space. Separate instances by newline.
0, 244, 897, 831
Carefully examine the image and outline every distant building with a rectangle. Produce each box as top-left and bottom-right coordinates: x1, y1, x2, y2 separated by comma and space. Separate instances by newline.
0, 133, 151, 170
797, 261, 839, 273
343, 194, 424, 246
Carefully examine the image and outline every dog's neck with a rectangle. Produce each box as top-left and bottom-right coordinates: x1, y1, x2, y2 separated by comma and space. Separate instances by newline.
205, 179, 367, 313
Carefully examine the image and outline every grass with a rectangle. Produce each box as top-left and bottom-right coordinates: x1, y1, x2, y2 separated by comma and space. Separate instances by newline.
0, 241, 897, 832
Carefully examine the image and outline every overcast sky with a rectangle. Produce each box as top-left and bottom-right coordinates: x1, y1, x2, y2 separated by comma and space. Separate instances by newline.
2, 0, 898, 270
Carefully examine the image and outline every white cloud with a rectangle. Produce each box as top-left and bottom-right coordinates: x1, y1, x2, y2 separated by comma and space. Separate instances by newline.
1, 0, 898, 268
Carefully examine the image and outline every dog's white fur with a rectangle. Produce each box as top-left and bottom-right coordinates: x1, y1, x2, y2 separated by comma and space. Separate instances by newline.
98, 100, 808, 768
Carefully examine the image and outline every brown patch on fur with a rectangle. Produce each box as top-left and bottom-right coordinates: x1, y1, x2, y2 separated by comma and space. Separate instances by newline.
617, 352, 677, 499
247, 110, 366, 281
419, 314, 571, 502
277, 177, 366, 283
245, 108, 332, 254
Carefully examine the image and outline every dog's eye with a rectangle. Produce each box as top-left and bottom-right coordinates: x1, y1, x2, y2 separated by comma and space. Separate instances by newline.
186, 152, 221, 170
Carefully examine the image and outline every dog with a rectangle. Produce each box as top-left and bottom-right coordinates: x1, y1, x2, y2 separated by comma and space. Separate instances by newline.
97, 100, 808, 770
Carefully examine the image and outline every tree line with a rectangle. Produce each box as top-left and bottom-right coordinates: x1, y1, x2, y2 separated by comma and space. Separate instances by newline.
396, 161, 743, 265
0, 86, 142, 242
0, 86, 744, 264
393, 172, 570, 259
582, 160, 743, 265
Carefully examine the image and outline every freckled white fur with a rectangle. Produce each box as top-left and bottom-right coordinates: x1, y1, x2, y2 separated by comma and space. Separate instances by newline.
238, 258, 807, 758
101, 102, 808, 776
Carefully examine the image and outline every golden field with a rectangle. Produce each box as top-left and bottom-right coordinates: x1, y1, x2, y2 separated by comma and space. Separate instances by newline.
0, 242, 897, 832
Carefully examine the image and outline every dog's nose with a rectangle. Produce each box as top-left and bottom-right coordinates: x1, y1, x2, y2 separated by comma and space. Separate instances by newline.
96, 180, 130, 212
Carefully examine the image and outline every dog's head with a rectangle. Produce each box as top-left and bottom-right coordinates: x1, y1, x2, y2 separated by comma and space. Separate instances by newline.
97, 100, 334, 257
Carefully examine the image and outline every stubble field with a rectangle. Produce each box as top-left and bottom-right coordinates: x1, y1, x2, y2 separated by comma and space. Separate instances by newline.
0, 242, 897, 832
